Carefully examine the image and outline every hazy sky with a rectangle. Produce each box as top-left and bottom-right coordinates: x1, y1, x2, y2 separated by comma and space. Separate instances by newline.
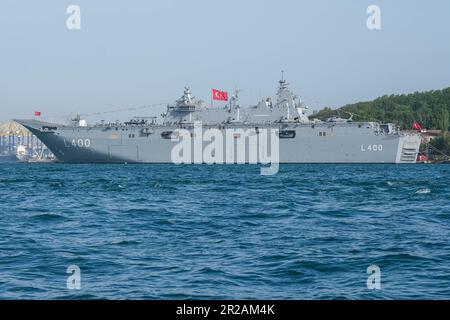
1, 0, 449, 122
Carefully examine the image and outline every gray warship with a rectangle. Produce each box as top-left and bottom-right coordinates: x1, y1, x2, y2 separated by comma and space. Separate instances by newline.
15, 76, 421, 164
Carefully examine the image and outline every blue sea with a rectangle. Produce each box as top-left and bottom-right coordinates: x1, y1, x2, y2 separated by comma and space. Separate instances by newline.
0, 163, 449, 299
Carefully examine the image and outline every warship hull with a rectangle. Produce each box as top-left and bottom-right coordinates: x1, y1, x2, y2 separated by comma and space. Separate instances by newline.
15, 119, 421, 164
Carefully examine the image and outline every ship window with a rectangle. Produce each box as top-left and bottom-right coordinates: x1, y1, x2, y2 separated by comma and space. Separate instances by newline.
380, 124, 389, 134
161, 131, 177, 139
279, 130, 296, 139
42, 126, 57, 131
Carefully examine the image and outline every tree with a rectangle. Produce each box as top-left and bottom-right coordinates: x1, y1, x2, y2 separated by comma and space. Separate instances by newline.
312, 87, 450, 130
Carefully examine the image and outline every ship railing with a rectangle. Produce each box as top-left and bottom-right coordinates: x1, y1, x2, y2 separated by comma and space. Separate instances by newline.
400, 131, 421, 136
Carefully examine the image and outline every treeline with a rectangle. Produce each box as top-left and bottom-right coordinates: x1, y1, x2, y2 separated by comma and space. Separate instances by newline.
311, 87, 450, 131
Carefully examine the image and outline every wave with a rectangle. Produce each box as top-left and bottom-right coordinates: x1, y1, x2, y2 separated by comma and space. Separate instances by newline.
30, 213, 67, 221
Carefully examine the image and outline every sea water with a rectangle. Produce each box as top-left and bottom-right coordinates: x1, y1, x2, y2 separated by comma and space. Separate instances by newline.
0, 163, 449, 299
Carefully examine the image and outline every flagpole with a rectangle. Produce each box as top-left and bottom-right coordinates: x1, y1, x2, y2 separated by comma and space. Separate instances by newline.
211, 88, 213, 108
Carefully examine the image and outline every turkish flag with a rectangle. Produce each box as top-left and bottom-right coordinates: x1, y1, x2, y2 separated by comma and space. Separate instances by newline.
412, 121, 422, 131
212, 89, 228, 101
34, 111, 41, 117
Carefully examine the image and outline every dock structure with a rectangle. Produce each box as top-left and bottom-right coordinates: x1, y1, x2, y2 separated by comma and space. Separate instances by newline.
0, 121, 51, 161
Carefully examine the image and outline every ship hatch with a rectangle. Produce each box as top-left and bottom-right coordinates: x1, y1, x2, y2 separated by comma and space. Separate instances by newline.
161, 131, 178, 139
278, 130, 296, 139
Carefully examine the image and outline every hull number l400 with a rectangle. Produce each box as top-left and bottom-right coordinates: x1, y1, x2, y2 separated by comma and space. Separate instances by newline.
72, 138, 91, 148
361, 144, 383, 152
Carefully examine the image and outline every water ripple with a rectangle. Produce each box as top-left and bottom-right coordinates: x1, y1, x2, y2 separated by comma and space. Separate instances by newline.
0, 163, 450, 299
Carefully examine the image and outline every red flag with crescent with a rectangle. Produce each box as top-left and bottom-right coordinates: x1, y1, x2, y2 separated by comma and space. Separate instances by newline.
412, 121, 422, 131
212, 89, 228, 101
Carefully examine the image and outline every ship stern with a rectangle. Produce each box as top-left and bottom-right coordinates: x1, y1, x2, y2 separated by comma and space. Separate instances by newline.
395, 133, 422, 163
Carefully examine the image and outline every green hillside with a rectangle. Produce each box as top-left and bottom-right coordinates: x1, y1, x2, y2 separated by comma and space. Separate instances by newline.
312, 87, 450, 131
